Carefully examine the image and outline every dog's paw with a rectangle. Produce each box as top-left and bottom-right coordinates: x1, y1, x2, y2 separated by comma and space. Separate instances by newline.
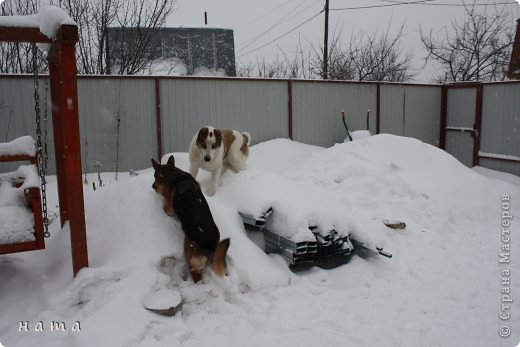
158, 256, 176, 273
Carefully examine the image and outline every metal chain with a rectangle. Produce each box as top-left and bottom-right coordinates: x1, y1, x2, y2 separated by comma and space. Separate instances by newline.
32, 43, 50, 238
43, 79, 49, 173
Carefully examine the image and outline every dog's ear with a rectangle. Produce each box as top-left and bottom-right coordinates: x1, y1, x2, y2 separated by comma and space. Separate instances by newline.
167, 155, 175, 167
151, 158, 160, 171
214, 129, 222, 147
197, 127, 208, 146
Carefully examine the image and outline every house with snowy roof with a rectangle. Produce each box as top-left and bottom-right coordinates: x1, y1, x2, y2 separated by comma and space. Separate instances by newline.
509, 19, 520, 80
107, 26, 236, 76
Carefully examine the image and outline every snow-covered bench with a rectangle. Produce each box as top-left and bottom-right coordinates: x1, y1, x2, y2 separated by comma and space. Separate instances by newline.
0, 137, 45, 252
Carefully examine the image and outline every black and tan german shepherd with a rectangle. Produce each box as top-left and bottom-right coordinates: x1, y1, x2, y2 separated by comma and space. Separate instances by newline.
151, 155, 230, 283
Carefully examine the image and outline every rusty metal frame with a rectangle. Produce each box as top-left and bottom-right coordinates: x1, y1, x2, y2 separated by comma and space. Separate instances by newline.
287, 80, 293, 140
154, 77, 163, 159
0, 24, 89, 276
376, 83, 381, 134
440, 82, 484, 167
472, 84, 483, 166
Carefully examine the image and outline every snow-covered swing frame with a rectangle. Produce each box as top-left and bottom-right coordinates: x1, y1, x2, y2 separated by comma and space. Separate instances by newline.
0, 13, 89, 276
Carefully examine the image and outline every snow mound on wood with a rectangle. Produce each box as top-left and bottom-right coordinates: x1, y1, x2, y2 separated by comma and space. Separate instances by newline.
0, 136, 36, 157
38, 6, 75, 38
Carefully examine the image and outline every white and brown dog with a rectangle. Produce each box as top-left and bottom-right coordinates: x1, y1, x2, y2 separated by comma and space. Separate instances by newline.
189, 126, 251, 196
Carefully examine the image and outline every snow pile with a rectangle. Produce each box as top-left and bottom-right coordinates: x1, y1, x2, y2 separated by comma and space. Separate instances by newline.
474, 166, 520, 187
140, 57, 188, 76
0, 164, 40, 188
346, 129, 371, 141
0, 134, 519, 347
0, 165, 39, 244
37, 6, 76, 40
0, 205, 35, 244
192, 67, 227, 77
0, 136, 36, 157
213, 138, 386, 248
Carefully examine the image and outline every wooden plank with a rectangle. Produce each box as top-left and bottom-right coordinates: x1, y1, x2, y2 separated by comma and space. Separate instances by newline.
0, 27, 52, 43
0, 155, 37, 164
48, 25, 89, 276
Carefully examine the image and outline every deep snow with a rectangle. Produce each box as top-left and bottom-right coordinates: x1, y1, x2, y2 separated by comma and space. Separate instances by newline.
0, 134, 519, 347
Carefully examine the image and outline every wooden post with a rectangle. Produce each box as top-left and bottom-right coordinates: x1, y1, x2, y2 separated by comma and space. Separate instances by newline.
48, 44, 69, 226
322, 0, 329, 80
48, 25, 89, 276
0, 21, 89, 276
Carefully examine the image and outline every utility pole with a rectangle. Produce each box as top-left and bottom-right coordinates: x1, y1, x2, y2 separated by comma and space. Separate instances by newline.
323, 0, 329, 79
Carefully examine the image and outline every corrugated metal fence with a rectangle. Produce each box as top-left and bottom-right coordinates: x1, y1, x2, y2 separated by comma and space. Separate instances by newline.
1, 75, 519, 175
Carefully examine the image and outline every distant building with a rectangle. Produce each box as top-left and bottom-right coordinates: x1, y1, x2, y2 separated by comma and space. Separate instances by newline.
509, 19, 520, 80
107, 26, 236, 76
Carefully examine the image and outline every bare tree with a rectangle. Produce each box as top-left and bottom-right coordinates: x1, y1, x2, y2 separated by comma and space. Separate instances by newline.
0, 0, 176, 75
108, 0, 175, 74
236, 62, 256, 77
63, 0, 175, 75
0, 0, 44, 73
277, 38, 314, 79
237, 37, 314, 79
420, 1, 514, 82
250, 56, 290, 78
237, 23, 413, 82
312, 23, 414, 82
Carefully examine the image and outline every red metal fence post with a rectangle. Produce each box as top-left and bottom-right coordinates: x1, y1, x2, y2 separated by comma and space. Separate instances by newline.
376, 83, 381, 134
155, 77, 163, 159
288, 80, 293, 140
472, 84, 483, 166
439, 84, 448, 149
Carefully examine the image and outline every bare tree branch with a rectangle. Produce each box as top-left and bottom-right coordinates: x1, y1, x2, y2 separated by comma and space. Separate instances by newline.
420, 1, 514, 82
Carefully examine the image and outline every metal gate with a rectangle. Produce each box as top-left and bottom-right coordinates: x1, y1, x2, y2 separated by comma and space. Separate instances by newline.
440, 84, 483, 167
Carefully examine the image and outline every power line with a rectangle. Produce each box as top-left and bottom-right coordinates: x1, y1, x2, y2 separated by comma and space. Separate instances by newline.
331, 0, 434, 11
410, 1, 517, 6
237, 0, 316, 53
331, 0, 517, 10
237, 11, 323, 58
236, 0, 296, 30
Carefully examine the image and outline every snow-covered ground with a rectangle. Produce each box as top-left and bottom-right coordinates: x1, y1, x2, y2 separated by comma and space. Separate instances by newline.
0, 134, 519, 347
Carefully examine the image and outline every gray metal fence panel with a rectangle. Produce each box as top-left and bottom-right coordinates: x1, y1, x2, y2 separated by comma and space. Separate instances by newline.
447, 88, 476, 127
445, 87, 477, 167
159, 78, 288, 153
480, 83, 520, 160
380, 84, 405, 136
380, 84, 441, 146
478, 83, 520, 175
3, 76, 519, 176
77, 77, 157, 173
0, 76, 53, 173
292, 82, 377, 147
479, 158, 520, 176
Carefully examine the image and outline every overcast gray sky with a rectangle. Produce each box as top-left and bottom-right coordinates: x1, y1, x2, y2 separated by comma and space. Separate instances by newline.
167, 0, 520, 82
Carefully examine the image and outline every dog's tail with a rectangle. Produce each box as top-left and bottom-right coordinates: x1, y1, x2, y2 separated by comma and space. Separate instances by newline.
241, 132, 251, 145
212, 238, 230, 277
